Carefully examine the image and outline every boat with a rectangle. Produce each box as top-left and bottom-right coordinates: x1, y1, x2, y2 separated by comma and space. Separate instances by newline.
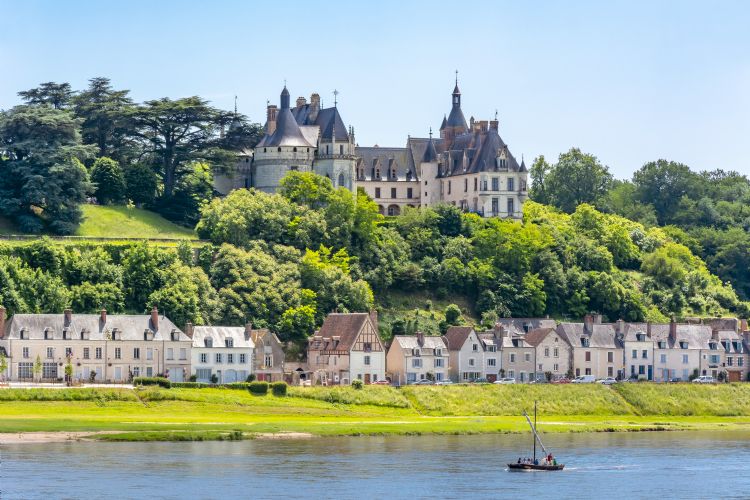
507, 401, 565, 471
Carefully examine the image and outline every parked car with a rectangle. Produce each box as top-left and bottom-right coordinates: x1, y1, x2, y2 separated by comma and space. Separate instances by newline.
668, 377, 682, 383
493, 377, 516, 384
551, 378, 571, 384
435, 379, 454, 385
598, 377, 617, 385
572, 375, 597, 384
471, 377, 490, 384
692, 375, 715, 384
372, 379, 390, 385
413, 379, 434, 385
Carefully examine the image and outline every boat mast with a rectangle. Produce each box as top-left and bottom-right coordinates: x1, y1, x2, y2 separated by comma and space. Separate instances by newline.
522, 410, 549, 456
533, 401, 537, 461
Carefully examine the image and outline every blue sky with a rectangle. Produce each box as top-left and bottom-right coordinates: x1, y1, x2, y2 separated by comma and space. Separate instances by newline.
1, 0, 748, 178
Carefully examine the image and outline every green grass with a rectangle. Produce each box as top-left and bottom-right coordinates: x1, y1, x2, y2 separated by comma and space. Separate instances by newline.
3, 385, 750, 441
377, 290, 479, 337
75, 205, 197, 239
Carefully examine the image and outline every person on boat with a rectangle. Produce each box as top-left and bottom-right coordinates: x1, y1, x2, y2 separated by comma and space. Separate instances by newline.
517, 458, 521, 464
547, 453, 553, 463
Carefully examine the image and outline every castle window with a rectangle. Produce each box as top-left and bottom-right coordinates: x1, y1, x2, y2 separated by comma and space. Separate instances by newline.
338, 173, 345, 187
293, 147, 297, 152
508, 178, 514, 191
448, 181, 451, 194
407, 188, 413, 199
376, 168, 380, 179
474, 178, 477, 191
340, 145, 344, 155
391, 187, 397, 198
464, 178, 468, 192
277, 147, 281, 152
375, 187, 381, 198
264, 148, 267, 152
507, 198, 515, 215
326, 145, 330, 155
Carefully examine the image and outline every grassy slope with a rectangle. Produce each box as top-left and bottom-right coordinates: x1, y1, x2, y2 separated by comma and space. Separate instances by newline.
3, 384, 750, 440
0, 206, 196, 239
377, 290, 479, 337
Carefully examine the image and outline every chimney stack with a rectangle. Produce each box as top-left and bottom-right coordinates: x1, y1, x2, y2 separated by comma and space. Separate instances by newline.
295, 96, 306, 108
489, 119, 499, 131
185, 321, 194, 338
309, 93, 320, 121
369, 309, 378, 333
741, 319, 748, 333
711, 327, 719, 341
100, 308, 107, 325
669, 317, 678, 343
615, 319, 625, 335
0, 305, 5, 339
150, 305, 159, 332
266, 105, 278, 135
493, 322, 505, 342
584, 314, 593, 334
64, 308, 73, 327
416, 331, 425, 347
245, 322, 253, 339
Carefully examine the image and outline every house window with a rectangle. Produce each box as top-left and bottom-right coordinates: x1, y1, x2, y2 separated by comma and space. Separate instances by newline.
492, 178, 499, 191
448, 181, 451, 194
585, 351, 591, 362
227, 353, 234, 364
474, 178, 478, 191
264, 355, 273, 367
196, 368, 211, 381
642, 350, 648, 359
134, 348, 140, 360
22, 347, 30, 359
240, 354, 247, 364
508, 370, 515, 378
225, 338, 234, 348
510, 353, 516, 363
18, 362, 33, 378
660, 354, 667, 363
407, 188, 413, 199
682, 354, 689, 364
632, 349, 637, 359
412, 358, 422, 368
133, 367, 140, 377
375, 187, 381, 198
464, 178, 468, 192
115, 348, 121, 360
508, 178, 514, 191
166, 348, 174, 360
544, 347, 550, 357
215, 353, 223, 364
472, 344, 478, 352
607, 367, 614, 377
585, 368, 592, 375
95, 347, 102, 359
554, 363, 559, 372
469, 358, 475, 367
727, 357, 734, 366
364, 355, 371, 366
435, 358, 444, 368
46, 347, 54, 359
524, 353, 531, 362
492, 198, 498, 215
710, 355, 720, 364
200, 353, 208, 363
554, 348, 559, 358
638, 365, 646, 375
65, 347, 73, 358
42, 362, 57, 379
147, 348, 153, 360
739, 357, 745, 367
507, 198, 514, 215
340, 145, 344, 155
607, 351, 614, 363
391, 187, 396, 198
487, 358, 496, 367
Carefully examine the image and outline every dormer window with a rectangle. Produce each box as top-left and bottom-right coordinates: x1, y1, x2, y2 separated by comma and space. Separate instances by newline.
709, 342, 717, 350
20, 328, 27, 340
44, 328, 52, 340
434, 348, 442, 356
170, 330, 179, 341
636, 333, 646, 342
204, 338, 213, 348
721, 341, 730, 353
581, 338, 590, 347
657, 341, 666, 349
680, 341, 688, 349
112, 328, 120, 341
363, 342, 372, 352
413, 348, 421, 357
225, 338, 234, 348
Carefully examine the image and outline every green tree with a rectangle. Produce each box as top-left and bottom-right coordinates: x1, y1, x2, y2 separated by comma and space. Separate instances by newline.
123, 163, 157, 206
632, 160, 700, 224
276, 305, 316, 343
18, 81, 73, 109
444, 304, 462, 325
529, 155, 551, 205
90, 157, 126, 204
71, 282, 124, 313
72, 77, 135, 159
541, 148, 613, 213
33, 355, 42, 381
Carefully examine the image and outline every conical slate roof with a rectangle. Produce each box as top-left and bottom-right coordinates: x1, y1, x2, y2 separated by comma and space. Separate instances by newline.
264, 86, 313, 148
440, 115, 448, 130
422, 136, 438, 162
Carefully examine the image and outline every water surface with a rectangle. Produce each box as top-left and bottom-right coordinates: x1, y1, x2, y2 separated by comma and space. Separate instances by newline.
2, 432, 748, 499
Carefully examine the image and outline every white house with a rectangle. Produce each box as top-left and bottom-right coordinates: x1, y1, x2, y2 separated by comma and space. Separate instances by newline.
189, 324, 255, 383
386, 333, 449, 384
444, 326, 492, 382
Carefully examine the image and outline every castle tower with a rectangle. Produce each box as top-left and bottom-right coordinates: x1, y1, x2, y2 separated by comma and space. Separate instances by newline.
313, 90, 357, 192
440, 73, 469, 146
419, 128, 440, 208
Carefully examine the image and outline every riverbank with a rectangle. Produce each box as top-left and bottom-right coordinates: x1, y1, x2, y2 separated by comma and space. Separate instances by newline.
3, 384, 750, 442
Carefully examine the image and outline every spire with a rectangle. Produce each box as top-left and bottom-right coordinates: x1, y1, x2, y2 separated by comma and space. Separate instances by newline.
446, 74, 468, 132
453, 69, 460, 95
422, 128, 438, 163
234, 95, 238, 115
440, 114, 448, 130
280, 85, 290, 109
333, 89, 339, 108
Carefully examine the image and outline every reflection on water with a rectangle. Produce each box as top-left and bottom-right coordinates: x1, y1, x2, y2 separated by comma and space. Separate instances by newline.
2, 432, 750, 499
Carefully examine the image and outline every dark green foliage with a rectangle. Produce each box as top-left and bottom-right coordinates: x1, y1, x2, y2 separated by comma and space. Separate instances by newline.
133, 376, 171, 388
91, 157, 126, 204
124, 163, 157, 206
247, 381, 269, 395
351, 379, 364, 389
271, 381, 288, 396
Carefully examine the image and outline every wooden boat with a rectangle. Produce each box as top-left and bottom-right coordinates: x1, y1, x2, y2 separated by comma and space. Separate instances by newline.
507, 401, 564, 471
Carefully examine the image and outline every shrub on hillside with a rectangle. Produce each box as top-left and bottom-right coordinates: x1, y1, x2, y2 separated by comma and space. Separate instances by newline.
271, 381, 288, 396
133, 376, 171, 388
351, 379, 364, 390
246, 374, 256, 382
247, 381, 269, 395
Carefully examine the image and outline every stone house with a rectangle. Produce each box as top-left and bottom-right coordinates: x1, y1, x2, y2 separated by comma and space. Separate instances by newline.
189, 323, 255, 383
499, 329, 536, 382
524, 327, 572, 381
307, 312, 385, 385
386, 333, 449, 385
558, 316, 623, 380
443, 326, 486, 382
0, 306, 191, 383
251, 329, 286, 382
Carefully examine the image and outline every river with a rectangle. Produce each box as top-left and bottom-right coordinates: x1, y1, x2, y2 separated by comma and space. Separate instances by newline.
1, 432, 748, 499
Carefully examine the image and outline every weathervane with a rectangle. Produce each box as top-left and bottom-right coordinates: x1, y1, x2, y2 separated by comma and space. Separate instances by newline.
333, 89, 339, 107
455, 69, 458, 85
429, 127, 433, 139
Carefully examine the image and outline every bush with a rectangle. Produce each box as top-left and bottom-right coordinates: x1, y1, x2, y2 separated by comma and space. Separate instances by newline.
189, 374, 197, 382
246, 374, 256, 382
247, 381, 269, 395
133, 376, 171, 388
210, 374, 219, 384
171, 382, 212, 389
351, 379, 364, 390
271, 381, 288, 396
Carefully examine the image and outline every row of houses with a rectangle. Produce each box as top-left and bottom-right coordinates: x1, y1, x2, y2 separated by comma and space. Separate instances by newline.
1, 306, 748, 384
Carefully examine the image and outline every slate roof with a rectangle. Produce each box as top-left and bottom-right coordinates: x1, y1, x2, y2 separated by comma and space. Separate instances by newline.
443, 326, 475, 350
4, 313, 188, 341
315, 108, 349, 143
309, 313, 369, 352
257, 86, 315, 148
557, 322, 619, 349
497, 318, 557, 336
356, 146, 417, 182
391, 335, 447, 351
523, 328, 558, 347
440, 127, 523, 177
422, 136, 438, 163
192, 326, 254, 349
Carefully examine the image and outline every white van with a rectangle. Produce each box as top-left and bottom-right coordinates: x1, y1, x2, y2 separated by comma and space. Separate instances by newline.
572, 375, 596, 384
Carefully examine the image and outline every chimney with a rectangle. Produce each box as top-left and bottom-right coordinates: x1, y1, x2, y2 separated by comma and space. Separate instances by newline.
185, 321, 194, 338
479, 120, 488, 132
0, 305, 5, 339
295, 96, 306, 108
584, 314, 593, 334
245, 322, 252, 339
489, 119, 498, 131
741, 319, 748, 333
64, 308, 73, 327
711, 328, 719, 341
266, 104, 278, 135
646, 321, 652, 337
669, 317, 678, 343
369, 309, 378, 332
100, 308, 107, 324
309, 93, 320, 121
416, 331, 425, 347
616, 319, 625, 335
150, 305, 159, 332
493, 323, 505, 343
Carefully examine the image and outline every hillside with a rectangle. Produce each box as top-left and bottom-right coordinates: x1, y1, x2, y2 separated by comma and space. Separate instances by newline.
0, 205, 197, 240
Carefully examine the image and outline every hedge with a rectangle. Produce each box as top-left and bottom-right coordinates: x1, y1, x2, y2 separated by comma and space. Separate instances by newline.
271, 381, 288, 396
247, 381, 269, 395
133, 376, 171, 388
